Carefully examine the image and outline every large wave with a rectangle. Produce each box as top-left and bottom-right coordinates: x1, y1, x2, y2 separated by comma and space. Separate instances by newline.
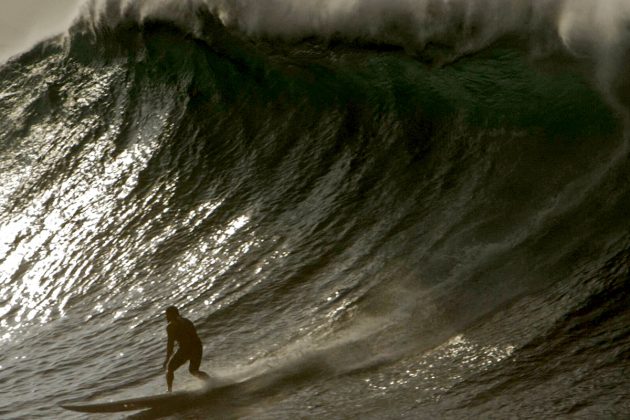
1, 1, 629, 418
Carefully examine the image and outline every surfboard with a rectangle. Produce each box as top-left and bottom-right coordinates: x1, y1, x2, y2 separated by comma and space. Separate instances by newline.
59, 390, 201, 413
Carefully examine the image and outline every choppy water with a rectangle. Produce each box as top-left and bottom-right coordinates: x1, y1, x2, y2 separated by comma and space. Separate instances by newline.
1, 1, 629, 418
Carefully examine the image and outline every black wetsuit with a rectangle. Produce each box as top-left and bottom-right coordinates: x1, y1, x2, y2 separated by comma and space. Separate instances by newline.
166, 316, 203, 372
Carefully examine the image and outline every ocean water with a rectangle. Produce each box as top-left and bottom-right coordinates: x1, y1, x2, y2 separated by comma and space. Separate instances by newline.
1, 1, 629, 418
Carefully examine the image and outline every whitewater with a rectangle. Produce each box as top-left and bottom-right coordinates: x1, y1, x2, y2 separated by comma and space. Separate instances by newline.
1, 0, 629, 418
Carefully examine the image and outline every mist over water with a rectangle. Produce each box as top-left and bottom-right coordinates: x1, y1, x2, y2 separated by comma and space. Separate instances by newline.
1, 0, 629, 418
85, 0, 630, 112
76, 0, 629, 48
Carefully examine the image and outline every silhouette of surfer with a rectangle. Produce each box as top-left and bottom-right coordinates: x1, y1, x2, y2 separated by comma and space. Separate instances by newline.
163, 306, 209, 392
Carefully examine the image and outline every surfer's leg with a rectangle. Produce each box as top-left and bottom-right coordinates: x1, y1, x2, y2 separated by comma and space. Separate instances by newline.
166, 350, 188, 392
189, 345, 209, 382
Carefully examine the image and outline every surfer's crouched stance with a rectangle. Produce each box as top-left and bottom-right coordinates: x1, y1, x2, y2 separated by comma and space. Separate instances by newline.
163, 306, 210, 392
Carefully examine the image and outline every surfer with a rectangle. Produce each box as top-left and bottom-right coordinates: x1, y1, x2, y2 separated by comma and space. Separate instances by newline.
163, 306, 210, 392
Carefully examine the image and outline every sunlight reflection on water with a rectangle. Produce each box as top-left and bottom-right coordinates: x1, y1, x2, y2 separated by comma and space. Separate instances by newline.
0, 78, 175, 342
365, 334, 515, 395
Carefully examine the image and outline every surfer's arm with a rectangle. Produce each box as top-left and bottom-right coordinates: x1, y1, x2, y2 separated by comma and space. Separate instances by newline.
163, 326, 175, 369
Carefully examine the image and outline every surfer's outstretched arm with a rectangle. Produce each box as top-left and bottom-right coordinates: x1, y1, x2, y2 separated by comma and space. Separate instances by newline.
163, 331, 174, 369
164, 327, 176, 392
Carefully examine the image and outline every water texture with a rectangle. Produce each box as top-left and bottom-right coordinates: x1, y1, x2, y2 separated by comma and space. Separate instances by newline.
1, 1, 629, 418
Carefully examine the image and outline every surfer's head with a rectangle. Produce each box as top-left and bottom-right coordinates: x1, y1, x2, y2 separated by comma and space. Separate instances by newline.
165, 305, 179, 322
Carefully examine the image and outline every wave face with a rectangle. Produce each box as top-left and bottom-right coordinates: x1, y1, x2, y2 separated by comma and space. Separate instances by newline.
1, 1, 629, 418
